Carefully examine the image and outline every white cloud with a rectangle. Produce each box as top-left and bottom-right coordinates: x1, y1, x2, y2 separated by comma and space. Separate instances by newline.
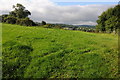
0, 0, 115, 25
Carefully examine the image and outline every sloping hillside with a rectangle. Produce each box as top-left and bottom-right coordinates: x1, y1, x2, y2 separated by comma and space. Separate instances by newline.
2, 24, 118, 78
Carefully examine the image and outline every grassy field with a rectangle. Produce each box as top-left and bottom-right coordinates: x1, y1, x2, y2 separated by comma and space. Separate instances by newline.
2, 23, 119, 78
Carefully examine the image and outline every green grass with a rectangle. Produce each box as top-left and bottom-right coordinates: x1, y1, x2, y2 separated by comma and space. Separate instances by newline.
2, 23, 119, 78
0, 23, 2, 79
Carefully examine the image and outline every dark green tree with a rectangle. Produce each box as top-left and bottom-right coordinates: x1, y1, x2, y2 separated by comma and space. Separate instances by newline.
42, 21, 46, 25
96, 11, 107, 32
105, 16, 118, 33
1, 3, 36, 26
113, 4, 120, 32
96, 4, 120, 33
9, 3, 31, 18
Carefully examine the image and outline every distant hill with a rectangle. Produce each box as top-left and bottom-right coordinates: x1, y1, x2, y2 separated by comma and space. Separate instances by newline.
75, 25, 96, 28
45, 23, 96, 29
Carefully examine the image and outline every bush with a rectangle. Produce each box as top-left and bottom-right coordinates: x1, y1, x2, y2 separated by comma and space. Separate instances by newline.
44, 24, 62, 29
16, 18, 36, 26
0, 14, 8, 22
4, 16, 17, 24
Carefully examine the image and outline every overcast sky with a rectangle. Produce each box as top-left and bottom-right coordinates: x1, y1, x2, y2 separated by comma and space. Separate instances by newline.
0, 0, 119, 25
